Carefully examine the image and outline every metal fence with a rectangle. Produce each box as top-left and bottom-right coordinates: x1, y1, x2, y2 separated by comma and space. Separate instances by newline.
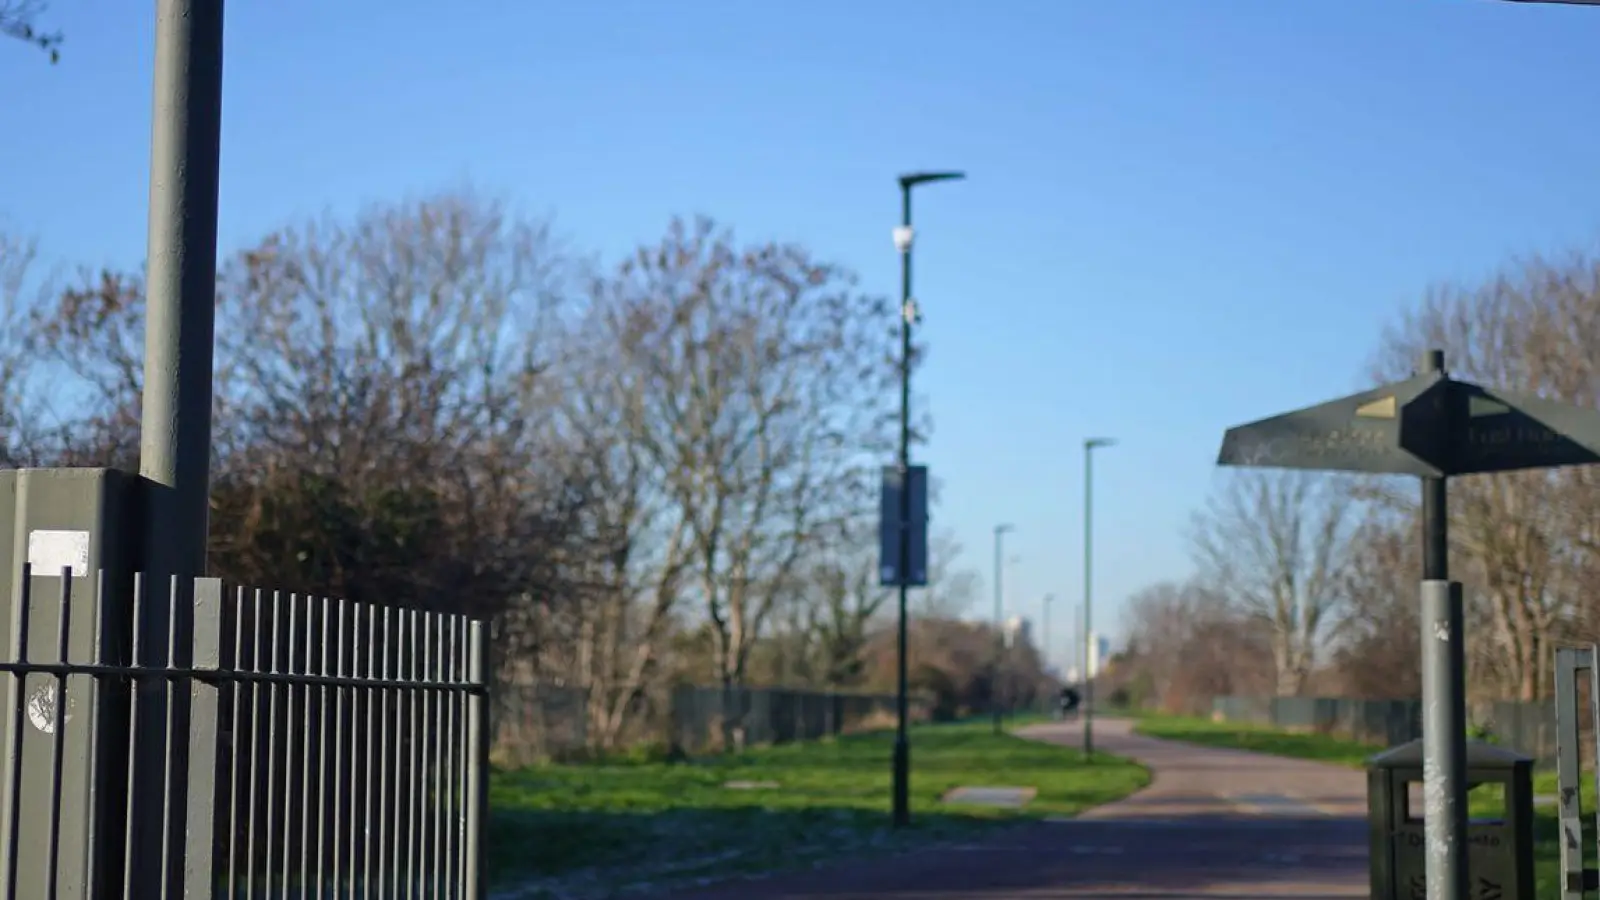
668, 685, 916, 753
490, 681, 588, 765
489, 681, 920, 761
0, 567, 489, 898
1207, 694, 1566, 766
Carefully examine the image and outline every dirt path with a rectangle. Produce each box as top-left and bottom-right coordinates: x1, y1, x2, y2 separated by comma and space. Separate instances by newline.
657, 717, 1372, 899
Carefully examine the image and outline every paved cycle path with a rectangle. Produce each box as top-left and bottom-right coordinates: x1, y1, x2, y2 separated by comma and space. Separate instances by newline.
661, 717, 1371, 899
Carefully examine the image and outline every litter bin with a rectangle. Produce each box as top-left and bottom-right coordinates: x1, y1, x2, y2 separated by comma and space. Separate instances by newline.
1366, 738, 1534, 900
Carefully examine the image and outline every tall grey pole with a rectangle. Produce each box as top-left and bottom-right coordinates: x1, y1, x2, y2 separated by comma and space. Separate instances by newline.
1041, 593, 1052, 683
991, 524, 1011, 735
135, 0, 225, 893
1082, 437, 1115, 757
1419, 349, 1467, 900
142, 0, 223, 579
992, 526, 1002, 734
1072, 602, 1082, 685
1083, 443, 1095, 757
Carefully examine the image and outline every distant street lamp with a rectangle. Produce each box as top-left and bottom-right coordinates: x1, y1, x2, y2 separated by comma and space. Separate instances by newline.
991, 523, 1015, 735
1082, 437, 1116, 759
891, 170, 965, 830
1041, 593, 1054, 678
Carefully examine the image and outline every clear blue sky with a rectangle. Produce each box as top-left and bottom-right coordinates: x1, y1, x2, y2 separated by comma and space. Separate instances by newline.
4, 0, 1600, 670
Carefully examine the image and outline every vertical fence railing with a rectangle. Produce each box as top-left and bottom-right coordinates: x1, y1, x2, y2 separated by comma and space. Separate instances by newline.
666, 685, 923, 754
0, 568, 489, 899
1553, 646, 1595, 900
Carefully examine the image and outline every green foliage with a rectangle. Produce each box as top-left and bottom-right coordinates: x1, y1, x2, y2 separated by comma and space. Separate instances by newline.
210, 469, 452, 609
608, 739, 684, 766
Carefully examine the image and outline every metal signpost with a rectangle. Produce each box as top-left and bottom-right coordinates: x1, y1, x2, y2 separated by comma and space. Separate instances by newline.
1217, 349, 1600, 900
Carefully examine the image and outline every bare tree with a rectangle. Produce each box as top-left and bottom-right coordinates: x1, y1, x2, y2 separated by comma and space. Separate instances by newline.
550, 293, 699, 749
30, 267, 153, 467
1366, 249, 1600, 700
914, 529, 982, 618
0, 229, 47, 464
851, 616, 1049, 721
19, 188, 972, 753
587, 217, 898, 740
1189, 470, 1357, 697
1331, 514, 1423, 699
796, 522, 982, 688
1120, 581, 1203, 709
734, 520, 982, 693
1118, 578, 1274, 714
2, 0, 60, 62
217, 193, 591, 674
795, 541, 885, 688
34, 189, 589, 664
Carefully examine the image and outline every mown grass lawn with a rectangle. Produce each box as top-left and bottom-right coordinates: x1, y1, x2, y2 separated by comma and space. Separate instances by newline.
486, 720, 1149, 898
1131, 712, 1584, 897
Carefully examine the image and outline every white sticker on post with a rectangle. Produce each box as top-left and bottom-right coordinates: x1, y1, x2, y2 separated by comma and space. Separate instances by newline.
27, 529, 90, 578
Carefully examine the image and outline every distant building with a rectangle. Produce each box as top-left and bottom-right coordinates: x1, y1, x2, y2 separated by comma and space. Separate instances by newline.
1003, 615, 1032, 649
1087, 633, 1113, 679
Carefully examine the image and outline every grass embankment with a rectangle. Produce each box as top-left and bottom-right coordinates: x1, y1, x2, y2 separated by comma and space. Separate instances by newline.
1132, 713, 1583, 896
487, 720, 1149, 898
1134, 714, 1380, 768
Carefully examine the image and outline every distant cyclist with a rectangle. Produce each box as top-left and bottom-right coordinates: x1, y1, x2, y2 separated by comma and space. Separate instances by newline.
1059, 686, 1082, 719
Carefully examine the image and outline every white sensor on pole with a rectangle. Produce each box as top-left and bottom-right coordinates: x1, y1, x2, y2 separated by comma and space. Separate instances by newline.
892, 226, 914, 253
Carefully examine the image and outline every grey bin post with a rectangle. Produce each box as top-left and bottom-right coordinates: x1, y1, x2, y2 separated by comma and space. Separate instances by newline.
0, 468, 144, 899
1367, 738, 1534, 900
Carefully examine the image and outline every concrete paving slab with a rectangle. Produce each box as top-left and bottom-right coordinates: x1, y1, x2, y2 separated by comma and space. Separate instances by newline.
940, 786, 1037, 808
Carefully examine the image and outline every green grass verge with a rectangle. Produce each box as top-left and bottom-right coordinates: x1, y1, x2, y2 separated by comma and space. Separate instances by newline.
1132, 713, 1380, 768
487, 720, 1149, 897
1131, 713, 1581, 896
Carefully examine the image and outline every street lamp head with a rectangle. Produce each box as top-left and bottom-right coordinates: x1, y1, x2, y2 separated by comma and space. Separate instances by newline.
899, 171, 967, 190
994, 522, 1015, 535
1085, 437, 1117, 450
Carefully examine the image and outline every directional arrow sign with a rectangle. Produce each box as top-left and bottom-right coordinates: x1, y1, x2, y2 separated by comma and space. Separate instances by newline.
1217, 351, 1600, 900
1216, 372, 1447, 477
1446, 384, 1600, 475
1219, 372, 1600, 477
